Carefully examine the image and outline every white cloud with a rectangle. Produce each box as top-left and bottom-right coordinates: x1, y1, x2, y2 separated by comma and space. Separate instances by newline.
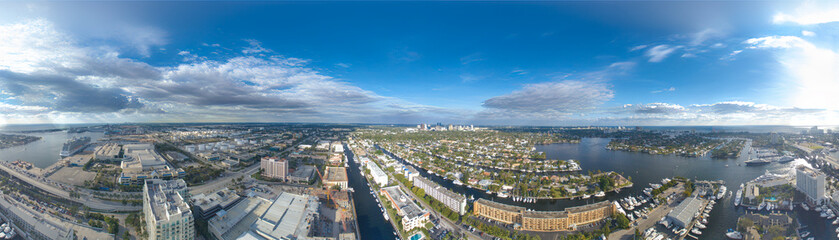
802, 30, 816, 37
645, 45, 681, 62
651, 87, 676, 93
773, 1, 839, 25
629, 45, 648, 52
460, 52, 484, 65
744, 35, 839, 110
483, 80, 613, 114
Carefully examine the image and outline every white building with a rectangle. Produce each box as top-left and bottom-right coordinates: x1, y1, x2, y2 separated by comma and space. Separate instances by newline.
247, 192, 318, 240
144, 179, 195, 240
796, 165, 826, 204
413, 176, 467, 215
381, 186, 430, 232
367, 162, 388, 187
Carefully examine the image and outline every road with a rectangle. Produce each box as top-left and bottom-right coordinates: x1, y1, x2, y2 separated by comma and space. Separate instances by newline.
0, 163, 141, 212
610, 184, 686, 240
188, 135, 311, 196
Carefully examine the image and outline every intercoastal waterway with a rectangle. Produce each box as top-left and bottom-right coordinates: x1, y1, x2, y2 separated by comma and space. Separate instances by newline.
376, 138, 831, 239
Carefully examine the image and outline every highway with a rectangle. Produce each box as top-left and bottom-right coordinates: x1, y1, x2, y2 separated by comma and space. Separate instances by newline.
0, 163, 141, 212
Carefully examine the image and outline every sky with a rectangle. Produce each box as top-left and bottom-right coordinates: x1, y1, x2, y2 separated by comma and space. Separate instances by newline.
0, 1, 837, 126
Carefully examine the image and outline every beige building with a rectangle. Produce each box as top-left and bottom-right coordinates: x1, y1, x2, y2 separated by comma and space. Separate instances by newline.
261, 156, 288, 180
473, 199, 615, 231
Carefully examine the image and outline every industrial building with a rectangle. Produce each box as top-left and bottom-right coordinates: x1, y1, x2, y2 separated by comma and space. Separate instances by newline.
381, 186, 430, 232
120, 144, 185, 185
412, 176, 467, 215
144, 179, 195, 240
247, 192, 319, 239
666, 197, 703, 228
208, 197, 266, 240
288, 165, 317, 183
93, 143, 122, 162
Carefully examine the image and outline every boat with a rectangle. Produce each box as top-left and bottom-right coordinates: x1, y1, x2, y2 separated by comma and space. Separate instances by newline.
734, 189, 742, 206
800, 231, 810, 238
691, 228, 702, 235
745, 159, 771, 166
453, 179, 463, 185
497, 192, 509, 198
60, 136, 90, 157
582, 194, 591, 199
383, 212, 389, 221
695, 223, 706, 229
717, 185, 727, 200
832, 219, 839, 225
802, 203, 810, 211
726, 230, 743, 240
594, 191, 606, 197
758, 202, 766, 211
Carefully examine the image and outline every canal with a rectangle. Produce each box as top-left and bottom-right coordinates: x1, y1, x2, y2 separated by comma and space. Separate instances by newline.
344, 144, 398, 240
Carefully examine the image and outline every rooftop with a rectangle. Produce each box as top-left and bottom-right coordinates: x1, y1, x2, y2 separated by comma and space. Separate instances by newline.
145, 179, 191, 222
476, 198, 525, 213
324, 167, 348, 182
251, 192, 318, 240
667, 197, 703, 226
382, 186, 428, 219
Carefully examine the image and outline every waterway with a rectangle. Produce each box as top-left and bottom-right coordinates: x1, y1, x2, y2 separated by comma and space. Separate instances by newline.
0, 130, 104, 169
344, 144, 398, 240
378, 138, 833, 240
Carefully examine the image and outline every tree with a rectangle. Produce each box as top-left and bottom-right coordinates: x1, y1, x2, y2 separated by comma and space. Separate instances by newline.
616, 213, 630, 229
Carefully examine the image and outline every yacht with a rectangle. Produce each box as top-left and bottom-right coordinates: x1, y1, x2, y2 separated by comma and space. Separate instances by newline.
734, 189, 742, 206
497, 192, 509, 198
717, 185, 727, 200
691, 228, 702, 235
726, 230, 743, 240
802, 203, 810, 211
594, 191, 606, 198
695, 223, 706, 229
582, 194, 591, 199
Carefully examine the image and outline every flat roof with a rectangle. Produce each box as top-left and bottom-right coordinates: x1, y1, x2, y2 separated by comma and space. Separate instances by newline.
251, 192, 318, 239
145, 179, 191, 222
382, 186, 427, 219
325, 167, 348, 182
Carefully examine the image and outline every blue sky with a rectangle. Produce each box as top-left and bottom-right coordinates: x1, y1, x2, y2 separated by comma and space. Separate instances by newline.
0, 1, 837, 125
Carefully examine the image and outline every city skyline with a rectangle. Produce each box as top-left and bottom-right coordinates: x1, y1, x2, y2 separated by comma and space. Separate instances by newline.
1, 1, 838, 126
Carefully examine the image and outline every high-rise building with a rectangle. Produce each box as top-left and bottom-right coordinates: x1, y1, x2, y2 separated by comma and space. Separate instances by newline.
796, 165, 826, 204
144, 179, 195, 240
261, 156, 288, 180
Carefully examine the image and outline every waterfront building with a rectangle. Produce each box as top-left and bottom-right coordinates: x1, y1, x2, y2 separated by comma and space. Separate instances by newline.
324, 166, 349, 190
666, 197, 703, 228
248, 192, 319, 239
381, 186, 430, 231
367, 161, 388, 186
796, 165, 826, 204
261, 156, 288, 180
472, 199, 615, 231
144, 179, 195, 240
412, 176, 467, 215
120, 144, 186, 185
191, 188, 244, 220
